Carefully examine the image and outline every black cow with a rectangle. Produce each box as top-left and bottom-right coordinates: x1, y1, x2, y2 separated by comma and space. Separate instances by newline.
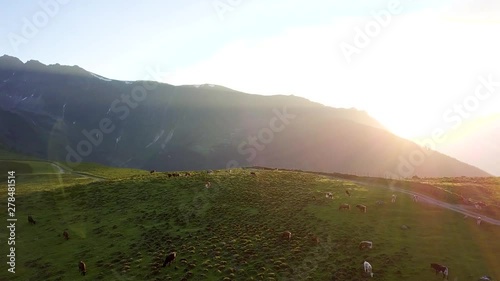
28, 215, 36, 225
79, 261, 87, 276
150, 170, 156, 174
162, 252, 177, 267
250, 172, 256, 176
63, 230, 69, 240
430, 263, 448, 280
345, 189, 351, 196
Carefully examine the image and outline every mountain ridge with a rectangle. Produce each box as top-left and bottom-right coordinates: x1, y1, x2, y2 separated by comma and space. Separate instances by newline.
0, 55, 491, 177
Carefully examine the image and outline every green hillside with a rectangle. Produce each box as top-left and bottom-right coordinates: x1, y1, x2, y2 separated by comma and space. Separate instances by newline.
0, 165, 498, 281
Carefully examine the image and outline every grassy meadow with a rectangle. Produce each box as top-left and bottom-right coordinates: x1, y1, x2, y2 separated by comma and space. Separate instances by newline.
0, 163, 499, 281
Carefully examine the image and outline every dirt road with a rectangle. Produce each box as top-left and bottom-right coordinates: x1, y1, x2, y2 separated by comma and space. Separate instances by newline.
352, 179, 500, 226
1, 159, 105, 181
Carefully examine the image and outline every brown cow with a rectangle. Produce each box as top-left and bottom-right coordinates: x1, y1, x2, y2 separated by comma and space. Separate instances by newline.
63, 230, 69, 240
281, 231, 292, 240
250, 172, 256, 176
310, 235, 320, 244
78, 261, 86, 276
356, 204, 367, 213
162, 252, 177, 267
339, 204, 350, 211
359, 241, 373, 250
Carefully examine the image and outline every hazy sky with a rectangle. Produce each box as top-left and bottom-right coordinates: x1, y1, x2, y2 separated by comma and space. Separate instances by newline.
1, 0, 499, 149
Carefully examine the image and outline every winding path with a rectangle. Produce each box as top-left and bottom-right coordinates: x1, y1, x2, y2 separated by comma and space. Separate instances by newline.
1, 159, 105, 181
49, 161, 105, 181
350, 179, 500, 226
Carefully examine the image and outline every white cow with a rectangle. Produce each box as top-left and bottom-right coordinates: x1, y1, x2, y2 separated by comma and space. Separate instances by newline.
363, 261, 374, 277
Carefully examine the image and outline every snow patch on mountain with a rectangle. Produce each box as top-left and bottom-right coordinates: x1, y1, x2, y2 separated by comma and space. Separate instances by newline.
90, 72, 112, 82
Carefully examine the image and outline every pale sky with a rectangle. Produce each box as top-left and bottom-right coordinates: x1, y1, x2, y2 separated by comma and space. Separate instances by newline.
1, 0, 499, 173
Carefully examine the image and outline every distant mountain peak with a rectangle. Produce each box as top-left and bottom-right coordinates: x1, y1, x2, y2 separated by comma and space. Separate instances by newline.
25, 60, 47, 71
0, 55, 24, 69
0, 55, 91, 77
25, 59, 45, 65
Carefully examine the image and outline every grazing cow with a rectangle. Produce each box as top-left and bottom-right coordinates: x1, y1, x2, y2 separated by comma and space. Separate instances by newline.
359, 241, 373, 250
250, 172, 256, 176
205, 181, 211, 188
78, 261, 86, 276
391, 194, 397, 203
430, 263, 448, 279
172, 173, 180, 177
363, 261, 374, 277
162, 252, 177, 267
281, 231, 292, 240
477, 217, 482, 226
28, 215, 36, 225
376, 200, 385, 205
412, 195, 418, 202
311, 235, 320, 244
150, 170, 155, 174
167, 173, 172, 178
345, 189, 351, 197
476, 201, 486, 207
326, 192, 333, 199
479, 276, 493, 281
356, 204, 367, 213
185, 172, 191, 177
207, 170, 214, 174
339, 203, 350, 211
63, 230, 69, 240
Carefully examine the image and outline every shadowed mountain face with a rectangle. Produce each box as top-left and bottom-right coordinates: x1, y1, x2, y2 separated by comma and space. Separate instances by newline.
0, 55, 491, 177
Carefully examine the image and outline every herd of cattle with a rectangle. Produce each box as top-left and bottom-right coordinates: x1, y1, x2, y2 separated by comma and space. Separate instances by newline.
318, 190, 422, 278
314, 187, 491, 280
25, 169, 493, 280
23, 169, 239, 277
